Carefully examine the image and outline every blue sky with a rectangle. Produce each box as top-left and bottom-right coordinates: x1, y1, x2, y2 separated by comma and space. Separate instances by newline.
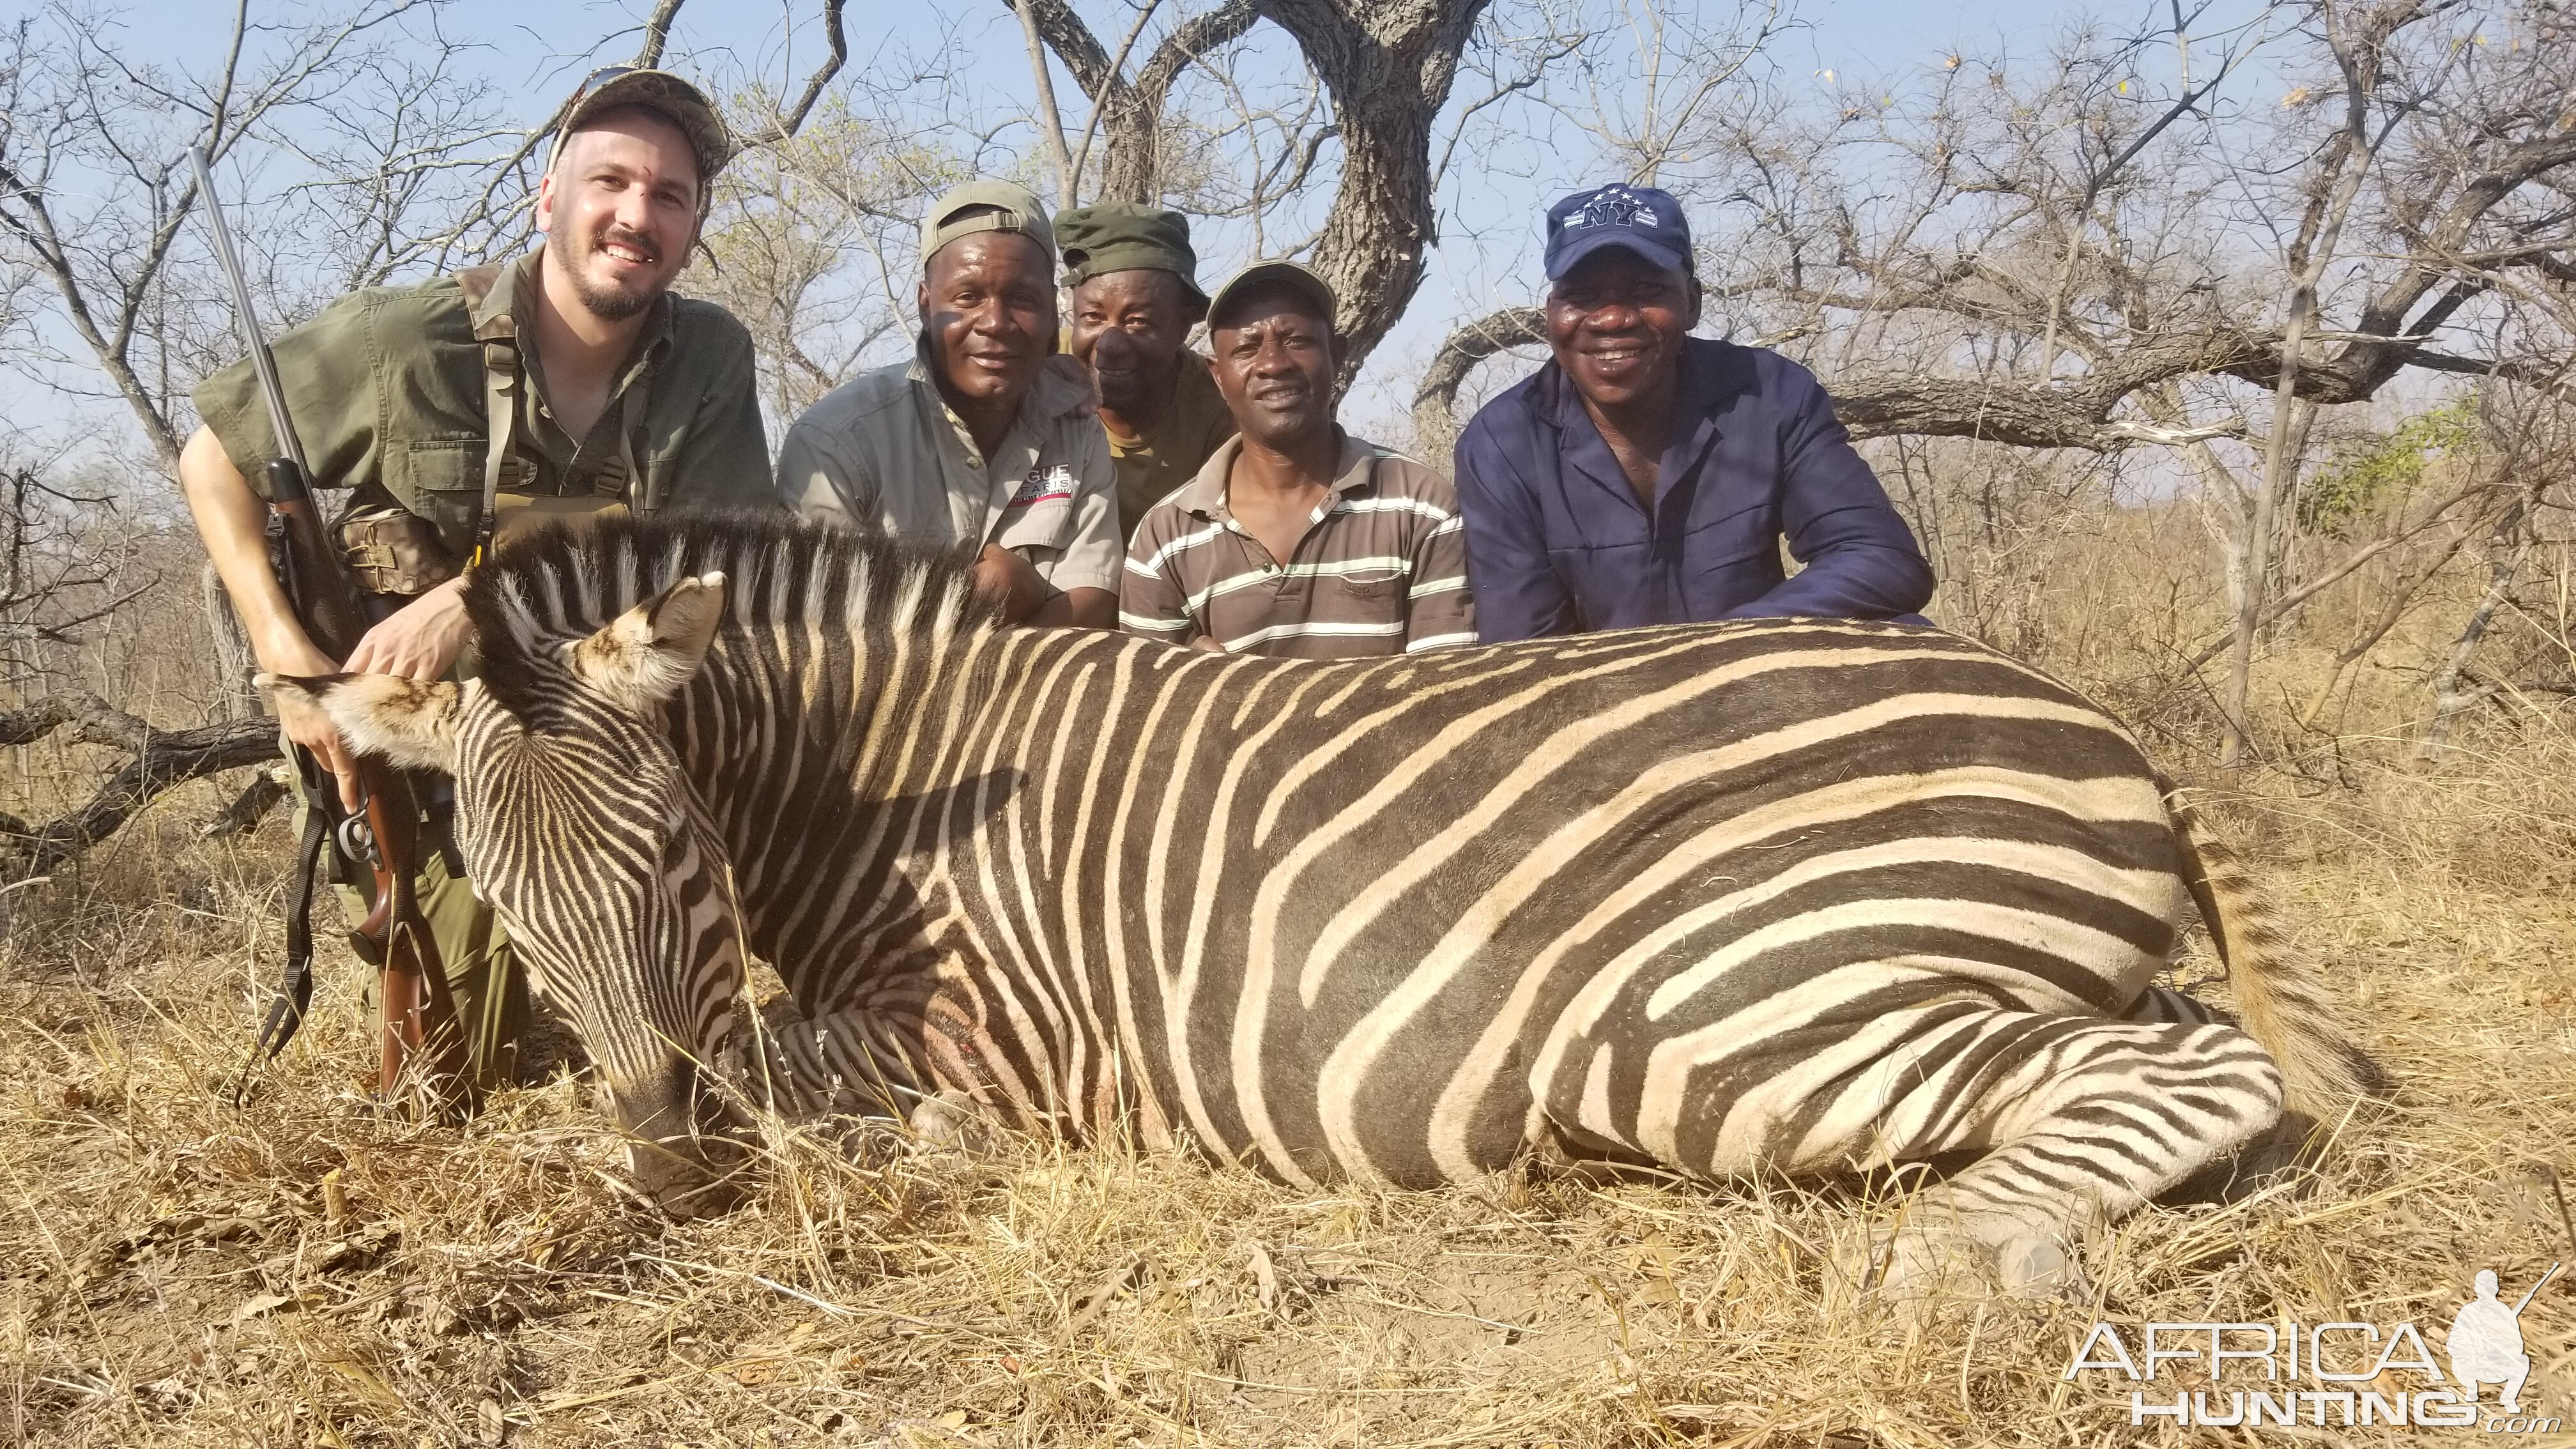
24, 0, 2274, 457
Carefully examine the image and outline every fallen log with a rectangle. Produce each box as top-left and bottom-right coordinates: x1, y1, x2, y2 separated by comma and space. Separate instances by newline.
0, 693, 281, 880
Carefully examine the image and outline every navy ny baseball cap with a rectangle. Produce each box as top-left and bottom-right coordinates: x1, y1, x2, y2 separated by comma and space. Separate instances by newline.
1544, 183, 1694, 280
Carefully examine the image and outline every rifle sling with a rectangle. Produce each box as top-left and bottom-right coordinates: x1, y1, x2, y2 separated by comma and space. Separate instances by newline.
231, 781, 328, 1106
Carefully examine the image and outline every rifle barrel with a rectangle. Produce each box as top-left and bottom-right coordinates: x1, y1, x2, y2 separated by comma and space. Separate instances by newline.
188, 145, 309, 475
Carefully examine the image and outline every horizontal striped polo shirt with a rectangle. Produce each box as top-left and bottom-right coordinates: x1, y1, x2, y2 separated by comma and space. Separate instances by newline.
1119, 429, 1476, 658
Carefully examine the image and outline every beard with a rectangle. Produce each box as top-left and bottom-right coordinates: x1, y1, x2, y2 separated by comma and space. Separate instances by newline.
566, 226, 666, 320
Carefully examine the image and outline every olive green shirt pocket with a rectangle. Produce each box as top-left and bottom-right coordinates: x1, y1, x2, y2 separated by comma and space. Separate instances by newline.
398, 438, 488, 560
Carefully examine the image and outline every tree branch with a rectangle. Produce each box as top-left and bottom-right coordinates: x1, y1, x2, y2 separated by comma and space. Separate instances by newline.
1013, 0, 1081, 203
636, 0, 686, 69
0, 694, 282, 880
750, 0, 850, 145
1411, 304, 1542, 445
1015, 0, 1261, 204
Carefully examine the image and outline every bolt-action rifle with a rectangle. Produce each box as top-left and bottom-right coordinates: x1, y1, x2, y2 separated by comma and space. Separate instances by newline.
192, 144, 469, 1107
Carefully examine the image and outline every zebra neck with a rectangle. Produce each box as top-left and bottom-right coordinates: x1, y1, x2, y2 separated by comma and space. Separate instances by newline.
675, 599, 1108, 1014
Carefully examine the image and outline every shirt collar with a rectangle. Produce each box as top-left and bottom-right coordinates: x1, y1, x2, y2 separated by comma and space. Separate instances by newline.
1175, 428, 1370, 520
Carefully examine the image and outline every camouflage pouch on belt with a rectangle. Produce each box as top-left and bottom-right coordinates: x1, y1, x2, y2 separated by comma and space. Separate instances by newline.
340, 505, 463, 597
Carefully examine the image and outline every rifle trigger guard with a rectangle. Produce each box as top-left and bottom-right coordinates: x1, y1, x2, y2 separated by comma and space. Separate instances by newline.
335, 814, 381, 870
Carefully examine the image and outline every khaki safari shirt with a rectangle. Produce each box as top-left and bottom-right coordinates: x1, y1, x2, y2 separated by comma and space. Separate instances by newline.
192, 250, 774, 562
1103, 351, 1236, 544
775, 346, 1123, 595
1121, 431, 1476, 658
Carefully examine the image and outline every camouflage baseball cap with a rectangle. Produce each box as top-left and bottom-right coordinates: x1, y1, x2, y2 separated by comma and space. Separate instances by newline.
1054, 203, 1209, 310
920, 180, 1056, 268
548, 67, 732, 201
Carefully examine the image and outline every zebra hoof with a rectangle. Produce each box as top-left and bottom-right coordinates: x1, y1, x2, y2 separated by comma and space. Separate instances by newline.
1992, 1233, 2078, 1299
908, 1090, 1003, 1158
1837, 1223, 2083, 1310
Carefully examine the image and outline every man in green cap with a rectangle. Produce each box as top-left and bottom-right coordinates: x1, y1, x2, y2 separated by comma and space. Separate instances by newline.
1056, 203, 1236, 542
180, 66, 776, 1092
778, 180, 1121, 627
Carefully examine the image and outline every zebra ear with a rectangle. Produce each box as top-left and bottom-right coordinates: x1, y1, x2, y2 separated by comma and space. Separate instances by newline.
568, 570, 728, 714
259, 672, 461, 774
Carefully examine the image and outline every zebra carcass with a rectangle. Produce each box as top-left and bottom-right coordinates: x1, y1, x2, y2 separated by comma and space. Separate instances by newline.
273, 514, 2377, 1298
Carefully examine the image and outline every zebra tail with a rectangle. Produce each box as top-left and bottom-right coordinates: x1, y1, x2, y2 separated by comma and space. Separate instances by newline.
2160, 778, 2389, 1121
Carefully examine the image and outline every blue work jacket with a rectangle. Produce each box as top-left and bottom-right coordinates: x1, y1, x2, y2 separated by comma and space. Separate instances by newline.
1453, 337, 1934, 640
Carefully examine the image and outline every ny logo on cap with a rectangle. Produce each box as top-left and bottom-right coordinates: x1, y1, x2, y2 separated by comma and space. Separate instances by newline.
1569, 185, 1659, 231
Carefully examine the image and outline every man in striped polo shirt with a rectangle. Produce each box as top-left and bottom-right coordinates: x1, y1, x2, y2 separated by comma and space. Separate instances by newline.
1121, 261, 1475, 657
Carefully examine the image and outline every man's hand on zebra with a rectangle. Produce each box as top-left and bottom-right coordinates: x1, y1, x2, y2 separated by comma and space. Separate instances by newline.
264, 636, 364, 811
971, 544, 1058, 624
342, 576, 474, 682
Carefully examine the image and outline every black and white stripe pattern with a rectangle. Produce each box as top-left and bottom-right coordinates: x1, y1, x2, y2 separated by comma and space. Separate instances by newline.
314, 514, 2375, 1282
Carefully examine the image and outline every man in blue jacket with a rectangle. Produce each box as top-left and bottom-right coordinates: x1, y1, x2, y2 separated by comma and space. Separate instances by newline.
1453, 183, 1933, 639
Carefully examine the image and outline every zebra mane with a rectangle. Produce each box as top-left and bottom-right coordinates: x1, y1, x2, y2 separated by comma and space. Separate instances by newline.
459, 511, 998, 723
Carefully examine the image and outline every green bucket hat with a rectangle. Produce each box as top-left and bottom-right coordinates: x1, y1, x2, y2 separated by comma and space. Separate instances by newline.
1054, 203, 1209, 310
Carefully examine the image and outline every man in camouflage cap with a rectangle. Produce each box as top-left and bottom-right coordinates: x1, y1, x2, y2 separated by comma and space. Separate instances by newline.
180, 66, 776, 1093
1055, 203, 1236, 542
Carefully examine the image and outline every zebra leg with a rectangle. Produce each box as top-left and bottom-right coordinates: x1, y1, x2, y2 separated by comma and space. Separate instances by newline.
1857, 1010, 2285, 1299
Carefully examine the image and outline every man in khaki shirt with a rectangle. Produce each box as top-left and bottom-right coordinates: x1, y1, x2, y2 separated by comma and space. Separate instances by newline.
1055, 203, 1236, 541
776, 181, 1120, 627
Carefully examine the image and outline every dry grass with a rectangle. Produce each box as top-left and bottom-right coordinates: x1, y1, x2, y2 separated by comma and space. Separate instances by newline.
5, 514, 2575, 1446
3, 743, 2570, 1448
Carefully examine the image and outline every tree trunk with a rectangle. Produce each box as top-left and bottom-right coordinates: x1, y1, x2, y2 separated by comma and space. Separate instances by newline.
1015, 0, 1261, 205
2416, 494, 2540, 764
1258, 0, 1492, 394
1409, 305, 1542, 459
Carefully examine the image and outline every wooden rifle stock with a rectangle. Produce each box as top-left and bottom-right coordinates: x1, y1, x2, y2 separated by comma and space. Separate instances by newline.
265, 459, 471, 1105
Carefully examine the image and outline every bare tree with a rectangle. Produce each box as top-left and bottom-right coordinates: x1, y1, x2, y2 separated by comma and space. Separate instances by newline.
0, 460, 151, 689
1014, 0, 1515, 387
1256, 0, 1494, 388
696, 93, 962, 425
0, 0, 496, 468
0, 690, 276, 882
1013, 0, 1262, 206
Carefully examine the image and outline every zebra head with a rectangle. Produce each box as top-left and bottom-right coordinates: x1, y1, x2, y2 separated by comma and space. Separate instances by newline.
272, 571, 754, 1211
